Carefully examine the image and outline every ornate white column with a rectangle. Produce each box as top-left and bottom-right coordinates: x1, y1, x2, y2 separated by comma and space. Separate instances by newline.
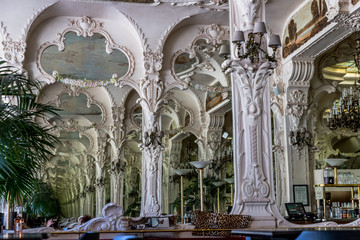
94, 176, 105, 217
168, 141, 182, 210
225, 0, 282, 227
109, 160, 125, 206
109, 106, 126, 208
224, 58, 280, 227
283, 58, 314, 208
95, 133, 107, 217
207, 114, 225, 161
79, 155, 94, 216
138, 51, 166, 217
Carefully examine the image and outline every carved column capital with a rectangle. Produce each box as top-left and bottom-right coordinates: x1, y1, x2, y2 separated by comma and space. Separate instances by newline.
109, 160, 126, 175
222, 58, 276, 121
95, 177, 105, 188
284, 58, 314, 131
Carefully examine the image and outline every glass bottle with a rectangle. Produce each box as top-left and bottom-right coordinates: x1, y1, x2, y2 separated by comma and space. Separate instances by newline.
14, 206, 24, 234
323, 165, 334, 184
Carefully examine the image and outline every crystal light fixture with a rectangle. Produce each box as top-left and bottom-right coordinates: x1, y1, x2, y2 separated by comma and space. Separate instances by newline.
327, 32, 360, 132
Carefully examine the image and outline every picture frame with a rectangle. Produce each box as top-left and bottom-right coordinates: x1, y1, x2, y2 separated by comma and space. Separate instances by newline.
293, 184, 309, 206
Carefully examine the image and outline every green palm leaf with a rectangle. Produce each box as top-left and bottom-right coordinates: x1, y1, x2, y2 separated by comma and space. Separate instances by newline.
0, 61, 60, 206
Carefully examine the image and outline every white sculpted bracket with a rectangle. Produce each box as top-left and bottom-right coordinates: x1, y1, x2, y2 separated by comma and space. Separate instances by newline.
222, 59, 276, 121
284, 59, 313, 130
36, 16, 135, 85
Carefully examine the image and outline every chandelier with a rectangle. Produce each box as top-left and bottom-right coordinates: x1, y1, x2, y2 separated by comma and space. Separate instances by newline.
327, 33, 360, 132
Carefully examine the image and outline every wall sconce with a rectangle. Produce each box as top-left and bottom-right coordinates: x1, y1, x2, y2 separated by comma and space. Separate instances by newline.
144, 126, 164, 147
289, 127, 313, 150
232, 22, 281, 63
219, 44, 231, 60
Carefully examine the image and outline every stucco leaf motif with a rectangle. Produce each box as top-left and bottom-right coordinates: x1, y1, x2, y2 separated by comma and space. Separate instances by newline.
3, 40, 26, 65
236, 0, 260, 26
144, 51, 163, 74
139, 144, 165, 173
69, 16, 103, 37
222, 59, 276, 120
138, 76, 166, 113
198, 24, 229, 46
289, 90, 305, 104
286, 104, 308, 119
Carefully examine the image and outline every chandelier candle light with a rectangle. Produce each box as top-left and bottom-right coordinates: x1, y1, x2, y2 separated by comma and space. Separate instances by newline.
189, 161, 212, 211
232, 22, 281, 63
327, 32, 360, 132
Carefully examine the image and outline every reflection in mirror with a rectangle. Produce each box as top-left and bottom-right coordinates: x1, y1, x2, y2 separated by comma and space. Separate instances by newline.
41, 32, 129, 81
132, 105, 142, 128
42, 92, 103, 218
123, 130, 142, 217
168, 35, 232, 218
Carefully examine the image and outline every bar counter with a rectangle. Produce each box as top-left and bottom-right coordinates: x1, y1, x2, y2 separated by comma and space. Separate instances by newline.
232, 227, 360, 240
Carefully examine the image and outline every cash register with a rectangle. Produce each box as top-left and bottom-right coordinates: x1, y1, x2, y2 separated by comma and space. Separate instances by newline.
285, 203, 316, 222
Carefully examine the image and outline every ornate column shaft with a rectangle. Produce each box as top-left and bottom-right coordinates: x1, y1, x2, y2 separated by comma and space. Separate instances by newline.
95, 134, 107, 217
138, 51, 166, 217
223, 58, 279, 227
139, 105, 164, 217
207, 114, 225, 161
283, 58, 314, 207
226, 0, 284, 228
109, 107, 126, 207
109, 160, 125, 206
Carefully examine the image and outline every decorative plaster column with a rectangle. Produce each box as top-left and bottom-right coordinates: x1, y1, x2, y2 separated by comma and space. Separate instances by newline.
283, 58, 314, 208
84, 185, 94, 216
109, 160, 125, 206
94, 176, 106, 217
225, 0, 283, 227
138, 51, 166, 217
109, 106, 126, 207
169, 141, 182, 209
207, 114, 225, 161
139, 105, 164, 217
223, 57, 280, 227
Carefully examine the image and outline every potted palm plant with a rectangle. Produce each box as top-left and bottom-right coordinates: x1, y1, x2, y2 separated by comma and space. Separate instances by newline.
0, 61, 60, 228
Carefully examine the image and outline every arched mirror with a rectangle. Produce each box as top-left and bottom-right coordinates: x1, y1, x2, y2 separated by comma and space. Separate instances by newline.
123, 130, 142, 217
167, 26, 232, 219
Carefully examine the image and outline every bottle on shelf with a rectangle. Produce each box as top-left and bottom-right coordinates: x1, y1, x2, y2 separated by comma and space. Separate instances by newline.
14, 206, 24, 234
323, 165, 334, 184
